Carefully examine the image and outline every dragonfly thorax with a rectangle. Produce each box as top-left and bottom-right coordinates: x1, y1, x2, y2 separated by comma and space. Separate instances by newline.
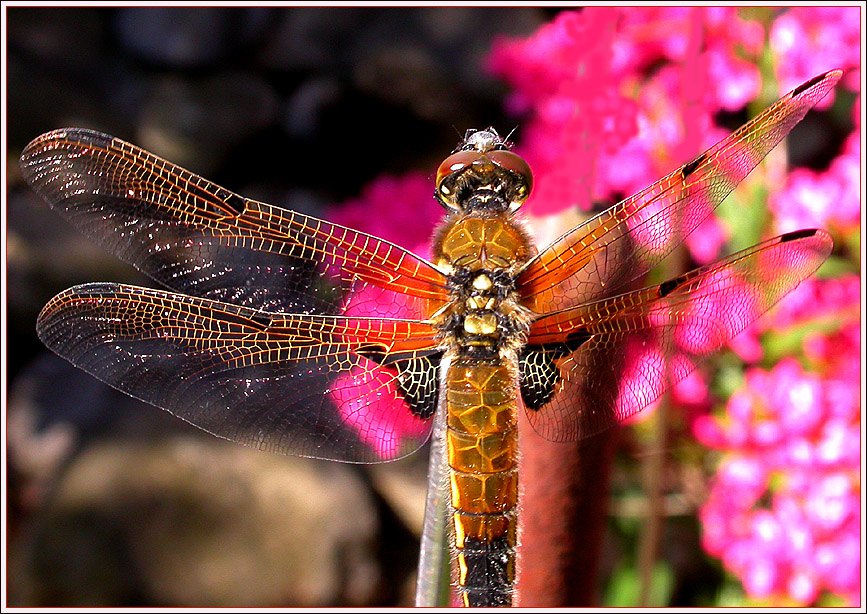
431, 212, 534, 359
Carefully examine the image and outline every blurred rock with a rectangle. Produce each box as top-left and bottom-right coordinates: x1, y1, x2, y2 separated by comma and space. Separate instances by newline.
7, 353, 423, 606
257, 7, 368, 72
7, 7, 105, 70
6, 187, 150, 345
137, 72, 279, 176
9, 437, 386, 606
367, 459, 429, 538
114, 7, 273, 68
282, 76, 342, 139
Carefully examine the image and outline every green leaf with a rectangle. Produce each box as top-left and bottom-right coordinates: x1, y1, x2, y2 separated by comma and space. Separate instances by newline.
603, 561, 675, 607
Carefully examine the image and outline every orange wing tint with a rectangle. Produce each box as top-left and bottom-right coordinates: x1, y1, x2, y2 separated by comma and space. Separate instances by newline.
518, 70, 841, 315
37, 283, 440, 462
522, 229, 833, 441
21, 128, 449, 319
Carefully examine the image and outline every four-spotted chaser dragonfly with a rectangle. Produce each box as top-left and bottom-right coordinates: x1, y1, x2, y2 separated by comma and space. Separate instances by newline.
22, 69, 840, 606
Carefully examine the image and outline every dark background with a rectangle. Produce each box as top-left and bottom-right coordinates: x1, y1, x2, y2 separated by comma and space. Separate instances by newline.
6, 6, 562, 606
8, 5, 559, 382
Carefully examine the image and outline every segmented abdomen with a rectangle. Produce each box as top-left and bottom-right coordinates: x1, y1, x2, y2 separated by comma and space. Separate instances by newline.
445, 356, 518, 607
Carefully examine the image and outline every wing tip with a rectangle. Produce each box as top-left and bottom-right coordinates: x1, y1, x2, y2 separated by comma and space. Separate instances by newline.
37, 280, 119, 318
790, 69, 843, 98
21, 127, 114, 166
778, 227, 834, 262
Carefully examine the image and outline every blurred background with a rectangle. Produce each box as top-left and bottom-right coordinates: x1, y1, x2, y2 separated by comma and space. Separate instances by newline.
5, 5, 862, 608
6, 6, 556, 607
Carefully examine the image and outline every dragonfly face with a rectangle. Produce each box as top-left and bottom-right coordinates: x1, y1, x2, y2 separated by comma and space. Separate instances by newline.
22, 69, 841, 607
435, 127, 532, 213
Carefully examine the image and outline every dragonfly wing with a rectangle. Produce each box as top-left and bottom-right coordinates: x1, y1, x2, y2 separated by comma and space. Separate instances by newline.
21, 128, 447, 318
36, 283, 441, 462
518, 70, 842, 314
520, 229, 833, 441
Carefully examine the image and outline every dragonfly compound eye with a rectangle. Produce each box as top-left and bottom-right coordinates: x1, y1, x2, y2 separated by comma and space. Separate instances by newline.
489, 150, 533, 210
435, 149, 533, 213
436, 150, 480, 211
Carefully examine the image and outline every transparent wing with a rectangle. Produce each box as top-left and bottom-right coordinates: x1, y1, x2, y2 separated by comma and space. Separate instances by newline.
37, 283, 441, 463
518, 70, 842, 314
522, 229, 833, 441
21, 128, 448, 318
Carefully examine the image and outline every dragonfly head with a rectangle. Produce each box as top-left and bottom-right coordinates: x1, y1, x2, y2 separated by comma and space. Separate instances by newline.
435, 127, 533, 215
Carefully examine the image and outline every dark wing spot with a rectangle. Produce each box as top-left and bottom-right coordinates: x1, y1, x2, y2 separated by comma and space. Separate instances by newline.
222, 191, 247, 215
681, 152, 707, 178
393, 352, 442, 419
658, 276, 683, 298
520, 330, 592, 411
356, 348, 442, 419
519, 347, 564, 411
780, 228, 818, 242
792, 73, 828, 97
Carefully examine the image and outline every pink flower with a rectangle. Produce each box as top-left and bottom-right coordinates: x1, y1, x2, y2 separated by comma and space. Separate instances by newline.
819, 533, 862, 600
742, 556, 780, 598
804, 473, 858, 533
615, 7, 764, 97
788, 568, 820, 604
327, 171, 441, 259
769, 168, 837, 231
815, 417, 861, 467
718, 455, 768, 503
765, 274, 860, 332
693, 353, 860, 605
769, 162, 860, 235
729, 327, 764, 363
827, 133, 862, 230
324, 172, 443, 459
331, 366, 430, 460
770, 7, 861, 102
706, 46, 762, 111
685, 211, 727, 265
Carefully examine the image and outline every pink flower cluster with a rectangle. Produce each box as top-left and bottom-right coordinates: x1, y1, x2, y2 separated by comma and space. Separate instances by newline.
486, 6, 861, 606
327, 171, 441, 259
694, 354, 860, 605
766, 8, 862, 241
693, 269, 860, 606
322, 6, 860, 601
769, 130, 861, 236
486, 7, 765, 235
771, 6, 861, 103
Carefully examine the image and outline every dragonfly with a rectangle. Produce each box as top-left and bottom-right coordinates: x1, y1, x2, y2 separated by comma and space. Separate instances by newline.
23, 69, 840, 607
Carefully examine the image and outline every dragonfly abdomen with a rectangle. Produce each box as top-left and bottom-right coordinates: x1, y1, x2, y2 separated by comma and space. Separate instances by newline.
445, 357, 519, 607
431, 183, 533, 606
